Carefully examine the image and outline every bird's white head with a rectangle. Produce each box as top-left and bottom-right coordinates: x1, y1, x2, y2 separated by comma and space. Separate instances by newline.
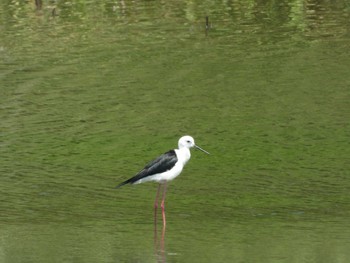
178, 135, 210, 154
178, 135, 195, 149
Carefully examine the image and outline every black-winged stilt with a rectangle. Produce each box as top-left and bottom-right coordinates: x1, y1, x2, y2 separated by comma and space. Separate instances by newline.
115, 135, 209, 226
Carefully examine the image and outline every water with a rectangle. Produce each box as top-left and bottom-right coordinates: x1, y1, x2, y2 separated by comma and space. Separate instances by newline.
1, 1, 350, 262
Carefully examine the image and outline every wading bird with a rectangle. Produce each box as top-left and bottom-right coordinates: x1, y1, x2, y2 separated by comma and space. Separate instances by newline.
115, 135, 209, 226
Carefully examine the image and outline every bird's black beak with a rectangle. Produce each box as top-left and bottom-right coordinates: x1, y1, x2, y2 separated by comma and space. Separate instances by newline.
194, 145, 210, 155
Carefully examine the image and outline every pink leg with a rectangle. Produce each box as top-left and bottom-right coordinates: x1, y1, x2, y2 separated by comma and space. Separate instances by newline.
154, 184, 162, 248
154, 184, 167, 260
160, 182, 167, 227
154, 184, 161, 222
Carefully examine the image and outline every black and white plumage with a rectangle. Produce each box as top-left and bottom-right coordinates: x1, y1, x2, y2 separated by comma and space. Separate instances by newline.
115, 135, 209, 188
115, 135, 209, 227
115, 150, 178, 188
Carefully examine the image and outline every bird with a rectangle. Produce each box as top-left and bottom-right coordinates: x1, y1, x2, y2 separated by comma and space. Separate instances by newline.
115, 135, 209, 226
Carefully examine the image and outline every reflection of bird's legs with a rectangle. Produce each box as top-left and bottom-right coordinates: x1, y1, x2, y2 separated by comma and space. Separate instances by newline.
161, 182, 167, 227
154, 184, 162, 253
160, 221, 166, 261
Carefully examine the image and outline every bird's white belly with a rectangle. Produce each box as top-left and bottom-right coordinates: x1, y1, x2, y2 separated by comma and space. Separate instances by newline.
156, 162, 183, 182
134, 148, 190, 184
135, 163, 183, 184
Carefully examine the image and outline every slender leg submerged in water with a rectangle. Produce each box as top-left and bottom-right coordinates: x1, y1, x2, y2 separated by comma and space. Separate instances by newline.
154, 183, 167, 259
154, 184, 161, 222
154, 184, 162, 252
161, 182, 167, 227
154, 183, 167, 227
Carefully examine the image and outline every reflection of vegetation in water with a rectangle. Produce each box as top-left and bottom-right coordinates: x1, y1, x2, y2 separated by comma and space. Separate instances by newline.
1, 0, 349, 39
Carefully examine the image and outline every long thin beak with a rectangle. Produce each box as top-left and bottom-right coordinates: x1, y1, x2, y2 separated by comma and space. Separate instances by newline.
194, 145, 210, 155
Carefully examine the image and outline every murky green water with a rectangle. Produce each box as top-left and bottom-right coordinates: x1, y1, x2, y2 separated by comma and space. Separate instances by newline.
1, 1, 350, 262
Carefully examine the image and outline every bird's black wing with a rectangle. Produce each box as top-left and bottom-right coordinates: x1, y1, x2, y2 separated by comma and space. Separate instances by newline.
115, 150, 177, 188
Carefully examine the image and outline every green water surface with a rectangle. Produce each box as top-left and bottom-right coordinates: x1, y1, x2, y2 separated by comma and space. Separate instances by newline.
1, 1, 350, 262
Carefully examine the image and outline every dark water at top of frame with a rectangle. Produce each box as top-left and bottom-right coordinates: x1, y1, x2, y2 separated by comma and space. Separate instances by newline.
1, 1, 350, 262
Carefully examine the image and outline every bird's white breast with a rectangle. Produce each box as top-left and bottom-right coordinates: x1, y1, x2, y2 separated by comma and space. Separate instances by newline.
175, 148, 191, 166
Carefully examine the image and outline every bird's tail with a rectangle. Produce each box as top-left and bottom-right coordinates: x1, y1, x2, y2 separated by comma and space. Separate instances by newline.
114, 178, 133, 189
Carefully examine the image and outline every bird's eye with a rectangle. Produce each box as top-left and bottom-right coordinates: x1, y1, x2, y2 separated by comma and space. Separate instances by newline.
186, 140, 191, 143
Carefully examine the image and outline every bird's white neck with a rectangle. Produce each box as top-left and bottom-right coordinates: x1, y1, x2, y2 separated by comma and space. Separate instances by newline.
176, 147, 191, 166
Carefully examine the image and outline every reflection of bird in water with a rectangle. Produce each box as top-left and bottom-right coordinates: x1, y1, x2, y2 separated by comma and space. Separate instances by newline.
115, 135, 209, 227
